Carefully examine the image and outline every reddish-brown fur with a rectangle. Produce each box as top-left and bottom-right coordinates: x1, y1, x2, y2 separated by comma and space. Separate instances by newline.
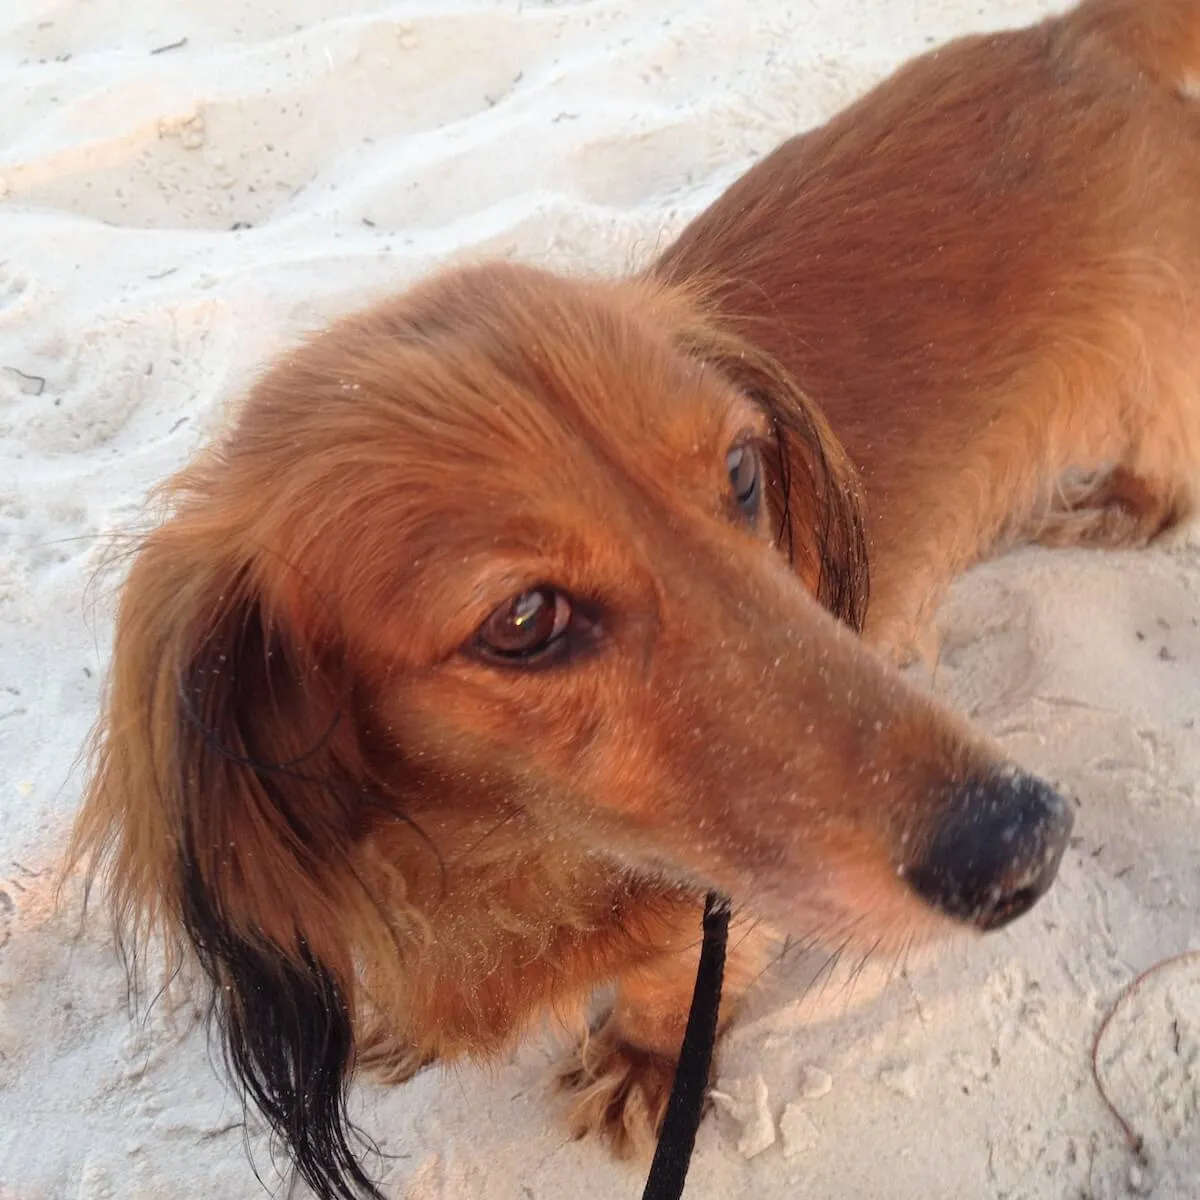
71, 0, 1200, 1192
658, 0, 1200, 662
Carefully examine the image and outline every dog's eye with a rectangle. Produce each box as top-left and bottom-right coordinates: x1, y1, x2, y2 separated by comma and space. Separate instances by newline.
475, 587, 574, 663
726, 443, 762, 519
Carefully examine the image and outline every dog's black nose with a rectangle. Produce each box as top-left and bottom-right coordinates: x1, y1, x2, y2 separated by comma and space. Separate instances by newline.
903, 770, 1074, 931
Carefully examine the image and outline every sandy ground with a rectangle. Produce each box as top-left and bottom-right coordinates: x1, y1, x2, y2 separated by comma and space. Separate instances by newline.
1, 1, 1198, 1197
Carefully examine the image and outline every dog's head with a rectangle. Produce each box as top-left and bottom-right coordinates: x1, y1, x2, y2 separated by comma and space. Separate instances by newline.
73, 263, 1071, 1199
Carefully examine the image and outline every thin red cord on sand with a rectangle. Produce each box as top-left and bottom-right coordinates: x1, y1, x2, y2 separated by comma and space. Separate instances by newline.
1091, 950, 1200, 1157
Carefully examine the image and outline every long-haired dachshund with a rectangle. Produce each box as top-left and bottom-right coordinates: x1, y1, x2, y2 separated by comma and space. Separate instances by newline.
72, 1, 1200, 1197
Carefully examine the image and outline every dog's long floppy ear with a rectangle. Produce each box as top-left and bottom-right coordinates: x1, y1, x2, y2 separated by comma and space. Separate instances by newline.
734, 342, 869, 631
671, 313, 870, 631
71, 508, 390, 1200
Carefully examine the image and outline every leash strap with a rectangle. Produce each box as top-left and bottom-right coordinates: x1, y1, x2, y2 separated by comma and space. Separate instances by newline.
640, 891, 731, 1200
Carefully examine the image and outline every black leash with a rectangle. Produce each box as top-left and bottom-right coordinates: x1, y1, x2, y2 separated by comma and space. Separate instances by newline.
640, 891, 731, 1200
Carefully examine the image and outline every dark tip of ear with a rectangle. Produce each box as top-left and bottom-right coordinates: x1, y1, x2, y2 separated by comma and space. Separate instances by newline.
191, 898, 384, 1197
181, 845, 384, 1200
230, 941, 383, 1200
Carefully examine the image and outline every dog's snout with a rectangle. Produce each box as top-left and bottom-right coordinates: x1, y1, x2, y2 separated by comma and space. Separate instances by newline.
903, 771, 1074, 931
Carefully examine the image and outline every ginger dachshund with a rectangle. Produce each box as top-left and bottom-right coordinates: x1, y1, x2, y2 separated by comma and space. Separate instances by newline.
72, 2, 1199, 1197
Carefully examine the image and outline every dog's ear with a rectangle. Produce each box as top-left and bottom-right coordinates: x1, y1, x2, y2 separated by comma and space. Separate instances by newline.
737, 345, 869, 631
72, 513, 388, 1200
671, 314, 869, 631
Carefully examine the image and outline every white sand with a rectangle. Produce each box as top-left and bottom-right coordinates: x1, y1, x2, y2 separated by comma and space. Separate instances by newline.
1, 0, 1198, 1196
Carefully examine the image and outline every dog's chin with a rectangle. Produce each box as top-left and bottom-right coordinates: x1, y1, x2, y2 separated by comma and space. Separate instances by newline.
723, 885, 956, 1026
621, 845, 956, 955
745, 866, 963, 961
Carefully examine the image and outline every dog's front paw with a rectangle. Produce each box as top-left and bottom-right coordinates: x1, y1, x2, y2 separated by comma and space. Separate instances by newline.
556, 1019, 680, 1160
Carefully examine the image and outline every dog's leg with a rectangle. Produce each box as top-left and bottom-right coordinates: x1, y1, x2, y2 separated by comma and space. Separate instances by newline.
557, 905, 770, 1158
863, 497, 1004, 668
858, 389, 1200, 664
1031, 465, 1188, 549
852, 411, 1041, 665
867, 460, 1194, 665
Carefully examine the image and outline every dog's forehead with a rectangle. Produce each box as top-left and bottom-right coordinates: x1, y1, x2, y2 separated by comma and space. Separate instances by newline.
401, 268, 743, 453
293, 266, 759, 483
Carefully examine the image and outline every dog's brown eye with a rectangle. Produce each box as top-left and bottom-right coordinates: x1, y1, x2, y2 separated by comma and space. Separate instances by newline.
727, 443, 762, 519
475, 587, 573, 663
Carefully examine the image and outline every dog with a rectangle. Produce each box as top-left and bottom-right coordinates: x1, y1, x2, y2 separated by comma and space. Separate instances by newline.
71, 1, 1199, 1198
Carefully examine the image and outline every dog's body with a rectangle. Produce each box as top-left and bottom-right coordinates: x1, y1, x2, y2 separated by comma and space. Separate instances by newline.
659, 0, 1200, 663
72, 2, 1199, 1198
